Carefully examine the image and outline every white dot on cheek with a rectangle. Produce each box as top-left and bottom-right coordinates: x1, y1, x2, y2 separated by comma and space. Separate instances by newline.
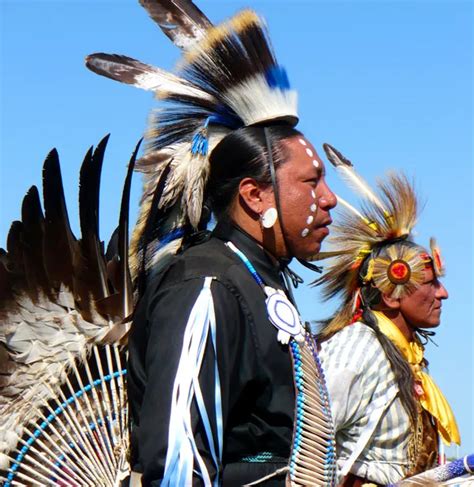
307, 215, 314, 225
305, 148, 313, 157
311, 189, 316, 199
301, 228, 309, 238
298, 138, 307, 146
310, 203, 317, 213
313, 159, 320, 168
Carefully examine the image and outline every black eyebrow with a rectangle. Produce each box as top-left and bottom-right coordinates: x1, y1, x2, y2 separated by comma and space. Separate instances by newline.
315, 164, 325, 179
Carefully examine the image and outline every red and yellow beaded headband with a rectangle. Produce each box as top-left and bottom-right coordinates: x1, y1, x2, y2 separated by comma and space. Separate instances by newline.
361, 244, 442, 299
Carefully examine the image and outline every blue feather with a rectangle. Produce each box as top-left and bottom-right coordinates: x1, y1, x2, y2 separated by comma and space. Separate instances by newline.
266, 65, 291, 90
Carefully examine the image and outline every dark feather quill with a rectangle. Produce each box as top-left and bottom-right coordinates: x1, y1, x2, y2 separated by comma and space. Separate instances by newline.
139, 0, 212, 49
86, 53, 165, 88
78, 135, 110, 303
0, 250, 10, 301
137, 160, 173, 295
20, 186, 50, 301
323, 142, 354, 168
99, 139, 141, 323
42, 148, 77, 290
6, 221, 25, 280
117, 139, 141, 319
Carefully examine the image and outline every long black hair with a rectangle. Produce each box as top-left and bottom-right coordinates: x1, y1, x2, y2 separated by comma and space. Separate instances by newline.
135, 124, 302, 296
207, 124, 302, 220
356, 242, 422, 424
318, 240, 424, 425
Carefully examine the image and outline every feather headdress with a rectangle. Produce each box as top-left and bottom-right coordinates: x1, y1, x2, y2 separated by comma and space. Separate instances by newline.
86, 1, 298, 282
0, 137, 137, 485
315, 144, 444, 336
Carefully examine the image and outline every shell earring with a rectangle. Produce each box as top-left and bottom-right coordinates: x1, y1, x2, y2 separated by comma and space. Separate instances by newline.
261, 207, 278, 229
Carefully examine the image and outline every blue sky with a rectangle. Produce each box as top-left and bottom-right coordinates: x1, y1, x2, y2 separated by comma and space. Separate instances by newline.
1, 0, 472, 458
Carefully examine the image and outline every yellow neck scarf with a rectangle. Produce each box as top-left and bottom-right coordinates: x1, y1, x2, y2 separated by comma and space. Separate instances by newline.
373, 311, 460, 445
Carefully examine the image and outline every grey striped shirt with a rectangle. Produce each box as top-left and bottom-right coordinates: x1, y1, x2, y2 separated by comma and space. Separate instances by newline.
319, 322, 411, 484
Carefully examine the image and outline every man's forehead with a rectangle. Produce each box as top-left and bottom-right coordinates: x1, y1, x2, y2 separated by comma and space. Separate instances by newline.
283, 136, 323, 175
421, 262, 436, 282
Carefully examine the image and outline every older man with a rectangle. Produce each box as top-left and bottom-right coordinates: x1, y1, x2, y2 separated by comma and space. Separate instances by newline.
316, 145, 460, 486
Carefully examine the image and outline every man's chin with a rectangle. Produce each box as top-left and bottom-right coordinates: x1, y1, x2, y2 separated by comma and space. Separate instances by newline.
416, 321, 441, 329
298, 243, 322, 261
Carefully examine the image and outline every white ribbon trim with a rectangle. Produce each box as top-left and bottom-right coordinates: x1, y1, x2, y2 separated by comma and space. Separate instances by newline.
162, 277, 221, 486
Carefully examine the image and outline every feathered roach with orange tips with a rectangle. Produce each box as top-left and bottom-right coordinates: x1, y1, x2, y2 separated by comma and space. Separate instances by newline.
314, 143, 443, 338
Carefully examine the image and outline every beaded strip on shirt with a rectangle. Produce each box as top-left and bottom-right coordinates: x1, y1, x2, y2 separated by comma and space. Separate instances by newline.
406, 404, 439, 478
290, 337, 337, 486
226, 242, 337, 486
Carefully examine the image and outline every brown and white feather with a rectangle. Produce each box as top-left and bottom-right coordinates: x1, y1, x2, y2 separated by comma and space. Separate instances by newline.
0, 138, 135, 478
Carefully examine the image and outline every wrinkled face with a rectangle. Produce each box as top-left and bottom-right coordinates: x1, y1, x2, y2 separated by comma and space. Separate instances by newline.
399, 265, 449, 328
269, 136, 337, 259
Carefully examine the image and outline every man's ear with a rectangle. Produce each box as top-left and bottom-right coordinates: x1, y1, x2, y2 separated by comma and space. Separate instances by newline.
380, 292, 401, 310
238, 177, 273, 215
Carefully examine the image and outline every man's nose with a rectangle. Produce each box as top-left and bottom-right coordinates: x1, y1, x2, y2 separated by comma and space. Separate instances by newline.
437, 281, 449, 300
319, 182, 337, 210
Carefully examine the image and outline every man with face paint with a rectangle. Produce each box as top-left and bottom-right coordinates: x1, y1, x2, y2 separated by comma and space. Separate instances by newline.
316, 145, 460, 486
86, 4, 338, 486
235, 134, 334, 262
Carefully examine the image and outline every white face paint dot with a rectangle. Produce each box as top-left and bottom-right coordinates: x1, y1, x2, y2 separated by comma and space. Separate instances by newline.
311, 189, 316, 199
313, 159, 320, 168
306, 215, 314, 225
301, 228, 309, 238
310, 203, 317, 213
305, 148, 313, 157
298, 138, 307, 146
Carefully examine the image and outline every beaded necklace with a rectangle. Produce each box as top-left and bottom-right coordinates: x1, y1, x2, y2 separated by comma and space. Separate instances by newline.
226, 241, 337, 486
